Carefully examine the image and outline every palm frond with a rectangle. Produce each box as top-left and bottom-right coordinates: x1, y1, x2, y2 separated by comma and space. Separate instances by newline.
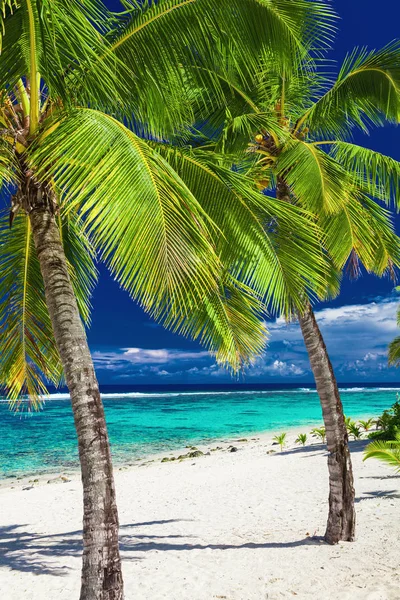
331, 142, 400, 208
0, 138, 18, 191
356, 194, 400, 276
0, 0, 17, 51
296, 42, 400, 138
218, 111, 284, 156
275, 139, 348, 214
0, 0, 125, 110
168, 274, 268, 372
109, 0, 335, 76
363, 434, 400, 472
152, 143, 328, 313
317, 193, 399, 274
389, 329, 400, 367
29, 108, 222, 331
58, 208, 98, 326
0, 210, 62, 409
101, 0, 335, 133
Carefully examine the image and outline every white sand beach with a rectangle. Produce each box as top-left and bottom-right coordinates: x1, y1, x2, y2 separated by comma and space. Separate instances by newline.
1, 431, 399, 600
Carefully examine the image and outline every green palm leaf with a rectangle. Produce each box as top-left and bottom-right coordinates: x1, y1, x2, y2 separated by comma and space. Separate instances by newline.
295, 42, 400, 138
152, 143, 328, 313
0, 207, 97, 409
331, 142, 400, 208
0, 0, 123, 110
389, 335, 400, 367
0, 211, 62, 409
108, 0, 336, 78
389, 306, 400, 368
102, 0, 335, 133
58, 209, 98, 327
168, 274, 268, 371
29, 108, 222, 327
363, 433, 400, 472
275, 139, 348, 214
318, 192, 400, 274
0, 0, 17, 51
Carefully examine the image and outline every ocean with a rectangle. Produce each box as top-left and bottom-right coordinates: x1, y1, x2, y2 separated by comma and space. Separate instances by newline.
0, 384, 398, 478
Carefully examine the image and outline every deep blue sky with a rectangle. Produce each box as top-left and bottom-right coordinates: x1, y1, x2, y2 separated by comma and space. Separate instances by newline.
90, 0, 400, 384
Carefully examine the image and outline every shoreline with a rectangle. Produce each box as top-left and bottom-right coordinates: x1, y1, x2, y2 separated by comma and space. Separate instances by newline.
0, 415, 379, 491
1, 422, 399, 599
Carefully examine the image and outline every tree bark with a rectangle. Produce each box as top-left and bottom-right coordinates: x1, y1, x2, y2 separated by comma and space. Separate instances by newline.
275, 176, 355, 543
297, 303, 356, 544
29, 198, 124, 599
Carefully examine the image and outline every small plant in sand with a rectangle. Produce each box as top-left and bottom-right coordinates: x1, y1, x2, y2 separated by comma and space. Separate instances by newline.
359, 419, 374, 432
363, 432, 400, 473
344, 416, 356, 430
273, 433, 287, 451
296, 433, 308, 447
347, 423, 362, 440
311, 427, 326, 444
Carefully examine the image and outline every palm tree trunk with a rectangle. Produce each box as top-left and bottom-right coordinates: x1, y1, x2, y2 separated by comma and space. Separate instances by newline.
28, 194, 124, 599
276, 177, 355, 543
297, 303, 355, 544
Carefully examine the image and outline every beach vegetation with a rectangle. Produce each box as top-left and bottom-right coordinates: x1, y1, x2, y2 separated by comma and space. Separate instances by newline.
388, 299, 400, 367
363, 432, 400, 473
358, 419, 374, 432
184, 6, 400, 543
370, 397, 400, 441
273, 433, 287, 451
0, 1, 335, 596
347, 423, 362, 440
295, 433, 308, 446
311, 427, 326, 444
345, 417, 358, 432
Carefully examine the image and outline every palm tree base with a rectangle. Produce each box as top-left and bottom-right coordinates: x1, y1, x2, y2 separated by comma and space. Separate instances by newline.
297, 304, 356, 544
324, 445, 356, 544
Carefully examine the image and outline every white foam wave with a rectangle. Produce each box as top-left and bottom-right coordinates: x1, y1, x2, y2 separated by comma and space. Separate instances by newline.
1, 386, 398, 403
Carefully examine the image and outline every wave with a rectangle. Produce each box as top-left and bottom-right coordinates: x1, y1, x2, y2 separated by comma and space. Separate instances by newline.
1, 386, 399, 403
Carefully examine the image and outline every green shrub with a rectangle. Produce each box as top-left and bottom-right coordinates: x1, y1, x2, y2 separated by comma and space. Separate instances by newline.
369, 396, 400, 441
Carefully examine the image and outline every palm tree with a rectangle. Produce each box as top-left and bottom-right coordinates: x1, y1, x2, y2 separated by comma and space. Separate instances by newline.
182, 34, 400, 543
0, 1, 331, 596
273, 432, 287, 451
296, 433, 308, 446
347, 423, 362, 441
364, 433, 400, 473
311, 427, 326, 444
358, 419, 374, 432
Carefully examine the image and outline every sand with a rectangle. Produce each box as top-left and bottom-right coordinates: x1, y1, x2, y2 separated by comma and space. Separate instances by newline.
1, 430, 399, 600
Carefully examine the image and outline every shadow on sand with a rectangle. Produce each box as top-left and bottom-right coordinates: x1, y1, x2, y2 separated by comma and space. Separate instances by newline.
0, 520, 327, 577
277, 438, 369, 457
355, 490, 400, 503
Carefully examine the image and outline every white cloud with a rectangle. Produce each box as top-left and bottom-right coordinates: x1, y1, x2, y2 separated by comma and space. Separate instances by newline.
264, 297, 399, 380
92, 297, 400, 382
93, 347, 210, 368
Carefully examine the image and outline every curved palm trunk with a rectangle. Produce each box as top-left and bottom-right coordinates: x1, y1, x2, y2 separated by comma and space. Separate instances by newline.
297, 304, 355, 544
276, 178, 355, 543
28, 192, 124, 599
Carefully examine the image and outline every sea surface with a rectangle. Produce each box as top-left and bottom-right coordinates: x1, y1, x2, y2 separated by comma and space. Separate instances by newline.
0, 384, 398, 478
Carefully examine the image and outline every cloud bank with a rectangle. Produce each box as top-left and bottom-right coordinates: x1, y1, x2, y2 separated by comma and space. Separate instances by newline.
93, 297, 400, 383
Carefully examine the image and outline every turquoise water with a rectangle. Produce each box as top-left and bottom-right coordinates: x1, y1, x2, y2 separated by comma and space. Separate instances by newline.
0, 387, 398, 478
